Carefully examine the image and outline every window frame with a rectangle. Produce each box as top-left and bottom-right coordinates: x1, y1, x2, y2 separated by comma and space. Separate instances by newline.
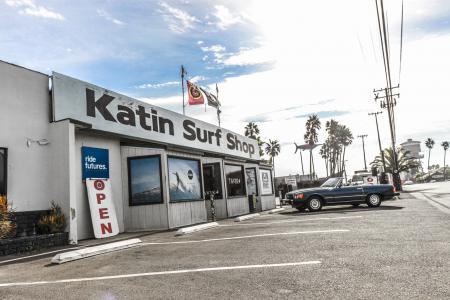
127, 154, 164, 206
167, 155, 203, 203
202, 162, 224, 200
0, 148, 7, 197
259, 168, 274, 196
245, 167, 259, 196
224, 163, 247, 198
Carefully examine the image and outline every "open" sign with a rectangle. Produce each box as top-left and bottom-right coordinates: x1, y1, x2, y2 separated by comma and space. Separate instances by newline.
86, 179, 119, 238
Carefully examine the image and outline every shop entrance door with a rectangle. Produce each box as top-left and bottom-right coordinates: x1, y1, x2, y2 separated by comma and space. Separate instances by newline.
245, 168, 258, 213
203, 163, 223, 220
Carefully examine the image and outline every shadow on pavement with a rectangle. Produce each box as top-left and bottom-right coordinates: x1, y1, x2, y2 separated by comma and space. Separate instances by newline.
280, 205, 404, 216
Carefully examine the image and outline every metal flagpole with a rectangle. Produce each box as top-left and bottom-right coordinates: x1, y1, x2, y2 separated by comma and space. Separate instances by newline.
181, 65, 186, 115
216, 83, 221, 127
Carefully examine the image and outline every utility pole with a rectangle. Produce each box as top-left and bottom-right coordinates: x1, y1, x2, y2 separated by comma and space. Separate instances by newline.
374, 86, 402, 191
369, 111, 387, 181
357, 134, 368, 171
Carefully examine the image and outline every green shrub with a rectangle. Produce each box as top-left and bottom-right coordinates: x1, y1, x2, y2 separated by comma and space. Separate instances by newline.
0, 196, 16, 239
37, 202, 67, 234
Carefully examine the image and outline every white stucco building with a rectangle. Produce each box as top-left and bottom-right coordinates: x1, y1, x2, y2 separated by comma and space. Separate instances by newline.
0, 60, 275, 243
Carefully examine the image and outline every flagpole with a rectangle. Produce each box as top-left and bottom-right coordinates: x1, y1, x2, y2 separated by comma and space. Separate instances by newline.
181, 65, 186, 115
216, 83, 221, 127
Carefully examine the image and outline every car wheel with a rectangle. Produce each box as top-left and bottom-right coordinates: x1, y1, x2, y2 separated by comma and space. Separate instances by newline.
307, 197, 322, 212
366, 194, 381, 207
352, 203, 360, 207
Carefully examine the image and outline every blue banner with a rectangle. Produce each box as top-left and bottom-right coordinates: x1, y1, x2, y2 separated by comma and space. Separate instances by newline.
82, 147, 109, 179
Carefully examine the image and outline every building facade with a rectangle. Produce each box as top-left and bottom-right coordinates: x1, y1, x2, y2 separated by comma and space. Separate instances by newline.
0, 61, 275, 243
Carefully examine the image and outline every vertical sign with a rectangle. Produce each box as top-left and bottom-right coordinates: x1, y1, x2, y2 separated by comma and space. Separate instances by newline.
82, 147, 109, 180
86, 179, 119, 238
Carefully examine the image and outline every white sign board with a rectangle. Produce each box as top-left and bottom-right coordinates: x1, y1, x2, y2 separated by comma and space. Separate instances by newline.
285, 176, 297, 187
52, 73, 259, 160
363, 176, 379, 185
260, 169, 274, 195
86, 179, 119, 238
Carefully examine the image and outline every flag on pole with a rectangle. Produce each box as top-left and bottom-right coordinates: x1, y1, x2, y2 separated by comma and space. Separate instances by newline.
199, 87, 220, 108
187, 80, 204, 105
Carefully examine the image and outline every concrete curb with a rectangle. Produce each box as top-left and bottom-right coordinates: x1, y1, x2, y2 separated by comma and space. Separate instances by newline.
268, 208, 285, 214
234, 213, 260, 222
175, 222, 219, 236
51, 238, 142, 264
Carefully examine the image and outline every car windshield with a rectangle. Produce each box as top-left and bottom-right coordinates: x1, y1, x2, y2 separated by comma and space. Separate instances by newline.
321, 178, 341, 187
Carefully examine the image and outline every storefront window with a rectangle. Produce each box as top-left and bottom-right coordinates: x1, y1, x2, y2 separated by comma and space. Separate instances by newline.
203, 163, 223, 199
260, 169, 274, 195
245, 168, 258, 196
225, 164, 246, 197
128, 155, 163, 205
0, 148, 6, 197
168, 157, 202, 202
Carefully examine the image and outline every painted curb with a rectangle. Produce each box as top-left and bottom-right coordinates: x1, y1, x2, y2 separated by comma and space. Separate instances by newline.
268, 208, 285, 214
175, 222, 219, 236
51, 238, 142, 264
234, 213, 260, 222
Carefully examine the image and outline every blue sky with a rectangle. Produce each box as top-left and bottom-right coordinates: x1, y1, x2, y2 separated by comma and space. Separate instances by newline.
1, 0, 270, 98
2, 0, 450, 176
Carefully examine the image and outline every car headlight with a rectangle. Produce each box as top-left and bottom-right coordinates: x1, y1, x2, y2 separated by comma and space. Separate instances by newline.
295, 193, 304, 199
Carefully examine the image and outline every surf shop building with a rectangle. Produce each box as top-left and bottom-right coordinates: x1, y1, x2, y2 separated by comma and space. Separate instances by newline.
0, 61, 275, 243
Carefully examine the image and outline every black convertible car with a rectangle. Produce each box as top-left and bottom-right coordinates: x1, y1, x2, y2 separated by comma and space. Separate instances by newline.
286, 177, 399, 212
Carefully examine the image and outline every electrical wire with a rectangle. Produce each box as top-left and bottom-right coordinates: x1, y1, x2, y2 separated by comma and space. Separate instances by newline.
399, 0, 404, 84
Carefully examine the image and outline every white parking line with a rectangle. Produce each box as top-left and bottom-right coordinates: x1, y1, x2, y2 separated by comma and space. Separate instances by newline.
0, 261, 321, 288
219, 216, 363, 227
141, 229, 349, 245
0, 246, 85, 265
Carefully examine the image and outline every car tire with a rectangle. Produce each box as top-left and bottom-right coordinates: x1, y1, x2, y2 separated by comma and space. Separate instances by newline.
307, 197, 322, 212
366, 194, 381, 207
352, 203, 360, 207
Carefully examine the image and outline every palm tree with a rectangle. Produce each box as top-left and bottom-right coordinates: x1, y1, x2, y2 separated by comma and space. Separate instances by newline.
425, 138, 435, 174
244, 122, 259, 139
264, 139, 281, 178
304, 115, 321, 180
337, 125, 353, 174
319, 143, 329, 177
371, 148, 420, 174
442, 141, 449, 181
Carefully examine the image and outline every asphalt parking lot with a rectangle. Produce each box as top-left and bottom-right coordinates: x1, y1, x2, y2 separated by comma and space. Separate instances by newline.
1, 193, 450, 300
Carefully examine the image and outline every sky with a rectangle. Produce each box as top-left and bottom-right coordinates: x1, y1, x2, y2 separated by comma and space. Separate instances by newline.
2, 0, 450, 177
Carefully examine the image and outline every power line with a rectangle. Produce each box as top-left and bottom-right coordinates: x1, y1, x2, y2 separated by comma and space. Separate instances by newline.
399, 0, 404, 83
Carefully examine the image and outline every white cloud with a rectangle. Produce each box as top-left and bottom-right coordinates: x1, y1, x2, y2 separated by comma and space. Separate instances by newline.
97, 9, 125, 25
200, 44, 226, 53
197, 40, 204, 45
213, 5, 243, 30
159, 2, 198, 33
6, 0, 64, 20
137, 81, 179, 89
189, 75, 207, 83
222, 46, 275, 66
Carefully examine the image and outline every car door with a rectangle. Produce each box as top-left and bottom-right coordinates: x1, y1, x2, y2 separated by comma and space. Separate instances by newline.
330, 185, 364, 203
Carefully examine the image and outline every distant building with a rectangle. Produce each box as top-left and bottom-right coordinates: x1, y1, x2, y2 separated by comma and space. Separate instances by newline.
400, 139, 423, 159
400, 138, 423, 181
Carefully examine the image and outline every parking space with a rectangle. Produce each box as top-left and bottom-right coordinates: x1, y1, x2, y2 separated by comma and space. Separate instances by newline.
1, 195, 450, 299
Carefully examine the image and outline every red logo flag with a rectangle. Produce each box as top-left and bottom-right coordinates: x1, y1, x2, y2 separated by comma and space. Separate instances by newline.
187, 80, 204, 105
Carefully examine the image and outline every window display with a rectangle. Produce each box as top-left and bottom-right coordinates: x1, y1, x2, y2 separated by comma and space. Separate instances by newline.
128, 155, 163, 205
225, 164, 246, 197
260, 169, 274, 195
168, 157, 202, 202
245, 168, 258, 196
